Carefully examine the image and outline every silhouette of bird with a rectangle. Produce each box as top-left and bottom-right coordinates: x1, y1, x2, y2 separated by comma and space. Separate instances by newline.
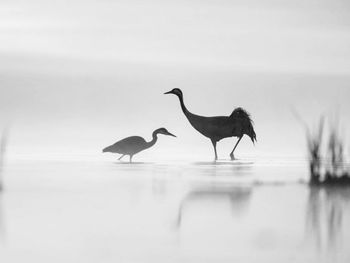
102, 128, 176, 162
164, 88, 256, 161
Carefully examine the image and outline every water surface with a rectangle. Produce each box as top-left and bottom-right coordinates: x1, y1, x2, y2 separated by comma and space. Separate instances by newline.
0, 159, 349, 263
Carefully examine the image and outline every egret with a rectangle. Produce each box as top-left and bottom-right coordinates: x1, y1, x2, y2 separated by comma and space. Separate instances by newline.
164, 88, 256, 161
102, 128, 176, 162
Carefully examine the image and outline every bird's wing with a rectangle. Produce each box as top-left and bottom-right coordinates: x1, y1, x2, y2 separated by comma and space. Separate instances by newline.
114, 136, 146, 147
186, 113, 234, 139
108, 136, 147, 153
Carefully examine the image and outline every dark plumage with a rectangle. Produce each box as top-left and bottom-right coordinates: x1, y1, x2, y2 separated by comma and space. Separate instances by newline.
103, 128, 176, 162
164, 88, 256, 160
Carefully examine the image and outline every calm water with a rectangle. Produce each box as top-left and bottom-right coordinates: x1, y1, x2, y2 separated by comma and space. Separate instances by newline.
0, 159, 349, 263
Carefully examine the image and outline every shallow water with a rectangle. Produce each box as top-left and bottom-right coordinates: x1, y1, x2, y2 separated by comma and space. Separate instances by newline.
0, 159, 349, 263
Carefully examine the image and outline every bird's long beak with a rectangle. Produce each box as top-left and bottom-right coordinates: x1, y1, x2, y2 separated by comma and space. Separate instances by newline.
164, 90, 172, 94
166, 132, 176, 137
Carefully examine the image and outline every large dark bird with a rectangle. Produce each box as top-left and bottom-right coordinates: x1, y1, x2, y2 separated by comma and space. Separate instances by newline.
103, 128, 176, 162
164, 88, 256, 160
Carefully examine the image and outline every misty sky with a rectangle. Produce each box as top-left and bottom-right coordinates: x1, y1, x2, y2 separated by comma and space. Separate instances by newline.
1, 0, 350, 160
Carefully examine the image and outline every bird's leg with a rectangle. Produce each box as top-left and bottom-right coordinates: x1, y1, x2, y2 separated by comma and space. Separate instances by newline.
129, 155, 133, 163
211, 140, 218, 161
230, 136, 242, 160
118, 154, 125, 161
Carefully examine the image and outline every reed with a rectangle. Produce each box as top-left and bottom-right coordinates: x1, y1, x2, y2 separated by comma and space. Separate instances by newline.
306, 118, 350, 186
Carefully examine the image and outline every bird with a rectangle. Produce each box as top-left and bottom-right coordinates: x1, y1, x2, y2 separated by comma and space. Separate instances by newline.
102, 128, 176, 162
164, 88, 256, 161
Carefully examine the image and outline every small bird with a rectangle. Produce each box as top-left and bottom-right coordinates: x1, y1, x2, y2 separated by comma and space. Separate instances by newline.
164, 88, 256, 161
102, 128, 176, 162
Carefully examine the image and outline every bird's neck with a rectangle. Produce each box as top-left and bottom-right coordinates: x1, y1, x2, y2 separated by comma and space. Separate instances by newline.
147, 132, 158, 148
177, 94, 189, 115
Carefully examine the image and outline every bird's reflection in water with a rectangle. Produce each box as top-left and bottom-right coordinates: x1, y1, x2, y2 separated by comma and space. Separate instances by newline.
189, 161, 254, 178
113, 162, 154, 166
306, 186, 350, 250
176, 184, 252, 228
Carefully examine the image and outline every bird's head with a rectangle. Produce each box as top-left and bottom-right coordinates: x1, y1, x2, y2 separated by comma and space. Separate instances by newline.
155, 128, 176, 137
164, 88, 183, 98
230, 107, 257, 144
